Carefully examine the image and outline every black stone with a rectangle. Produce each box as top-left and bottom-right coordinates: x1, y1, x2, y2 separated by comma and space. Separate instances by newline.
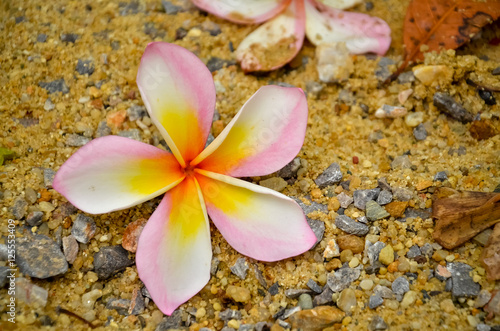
39, 79, 69, 94
433, 92, 473, 123
175, 27, 188, 40
492, 66, 500, 75
206, 57, 236, 72
478, 89, 496, 105
94, 246, 134, 279
16, 234, 68, 279
268, 282, 279, 296
76, 59, 95, 76
447, 262, 480, 297
26, 211, 44, 227
60, 33, 80, 43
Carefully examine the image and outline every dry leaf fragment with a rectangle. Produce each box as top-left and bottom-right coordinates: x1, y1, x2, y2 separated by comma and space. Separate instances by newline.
393, 0, 500, 79
432, 188, 500, 249
481, 223, 500, 280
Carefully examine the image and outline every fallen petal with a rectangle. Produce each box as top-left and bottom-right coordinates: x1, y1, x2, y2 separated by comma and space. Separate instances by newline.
53, 136, 184, 214
136, 42, 216, 165
196, 169, 317, 262
136, 177, 211, 315
192, 0, 291, 24
305, 0, 391, 55
193, 85, 308, 177
235, 0, 305, 71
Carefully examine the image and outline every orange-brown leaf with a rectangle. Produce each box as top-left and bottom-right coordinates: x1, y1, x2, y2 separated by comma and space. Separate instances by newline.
396, 0, 500, 77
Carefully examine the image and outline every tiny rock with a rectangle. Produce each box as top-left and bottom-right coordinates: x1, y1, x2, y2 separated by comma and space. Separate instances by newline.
433, 92, 473, 123
122, 218, 148, 253
335, 215, 369, 236
94, 246, 134, 279
337, 192, 353, 208
316, 42, 353, 83
398, 89, 413, 104
353, 188, 380, 210
391, 155, 413, 170
375, 104, 407, 119
413, 65, 453, 86
230, 257, 249, 280
448, 262, 480, 297
226, 285, 251, 303
413, 123, 428, 141
277, 157, 301, 179
337, 235, 364, 254
62, 235, 79, 264
369, 315, 388, 331
327, 266, 361, 292
315, 162, 343, 188
379, 245, 394, 265
392, 276, 410, 296
323, 239, 340, 259
71, 214, 97, 244
259, 177, 287, 192
288, 306, 345, 331
337, 288, 356, 313
366, 200, 390, 221
16, 278, 48, 307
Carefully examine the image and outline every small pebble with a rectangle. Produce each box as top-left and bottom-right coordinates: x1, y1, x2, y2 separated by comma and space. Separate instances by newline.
226, 285, 251, 303
337, 288, 356, 312
405, 111, 424, 127
337, 192, 353, 208
392, 277, 410, 296
39, 79, 69, 94
335, 215, 369, 236
391, 155, 413, 170
16, 278, 48, 307
71, 214, 96, 244
379, 245, 394, 266
106, 298, 131, 315
26, 211, 44, 226
323, 239, 340, 259
366, 200, 390, 221
433, 92, 473, 123
376, 190, 392, 205
93, 246, 134, 279
122, 218, 147, 253
369, 294, 384, 309
315, 162, 343, 188
230, 257, 249, 280
76, 59, 95, 75
65, 134, 91, 147
298, 293, 313, 310
369, 315, 388, 330
62, 235, 79, 264
327, 266, 361, 292
360, 279, 374, 291
82, 289, 102, 309
375, 104, 407, 119
413, 123, 428, 141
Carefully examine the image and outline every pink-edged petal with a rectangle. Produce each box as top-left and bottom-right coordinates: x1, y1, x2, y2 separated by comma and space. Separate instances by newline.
305, 0, 391, 55
53, 136, 184, 214
193, 85, 308, 177
136, 42, 216, 166
235, 0, 305, 72
316, 0, 363, 10
196, 169, 316, 262
136, 177, 211, 315
192, 0, 291, 24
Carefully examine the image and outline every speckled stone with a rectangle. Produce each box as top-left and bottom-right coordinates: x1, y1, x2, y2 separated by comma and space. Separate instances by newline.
230, 257, 249, 280
106, 298, 131, 315
335, 215, 369, 236
337, 192, 354, 208
406, 245, 422, 259
366, 200, 390, 221
447, 262, 480, 297
62, 235, 79, 264
353, 188, 381, 210
94, 246, 134, 279
327, 266, 361, 292
369, 294, 384, 309
71, 214, 96, 244
16, 234, 68, 279
376, 190, 393, 205
392, 277, 410, 296
314, 163, 343, 188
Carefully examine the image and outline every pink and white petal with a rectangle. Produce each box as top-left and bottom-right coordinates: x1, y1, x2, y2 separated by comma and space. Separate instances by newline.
193, 85, 308, 177
53, 136, 184, 214
305, 0, 391, 55
196, 170, 316, 262
316, 0, 363, 10
235, 0, 305, 72
192, 0, 291, 24
136, 177, 211, 315
136, 42, 216, 166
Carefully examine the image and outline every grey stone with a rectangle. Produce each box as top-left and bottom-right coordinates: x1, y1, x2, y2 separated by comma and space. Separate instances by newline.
62, 235, 79, 264
477, 324, 492, 331
298, 294, 313, 310
43, 168, 56, 188
293, 197, 328, 215
357, 215, 368, 224
206, 57, 236, 72
96, 121, 111, 138
61, 33, 80, 43
118, 129, 141, 141
281, 306, 301, 320
434, 171, 448, 182
129, 289, 145, 315
375, 57, 394, 81
16, 234, 68, 279
278, 320, 291, 329
44, 98, 55, 110
253, 265, 268, 289
392, 187, 413, 201
53, 226, 62, 247
0, 244, 7, 261
127, 105, 147, 121
307, 219, 325, 248
376, 190, 392, 205
447, 262, 480, 297
373, 285, 395, 299
66, 134, 90, 147
268, 282, 279, 295
315, 163, 343, 188
106, 298, 131, 315
255, 322, 273, 331
11, 197, 28, 220
277, 157, 301, 179
433, 92, 474, 123
404, 208, 432, 220
210, 257, 219, 276
366, 241, 386, 265
76, 59, 95, 75
392, 277, 410, 296
475, 290, 492, 308
39, 79, 69, 94
26, 211, 43, 226
94, 246, 134, 279
413, 123, 427, 141
162, 0, 183, 14
238, 325, 254, 331
230, 257, 249, 280
285, 288, 312, 299
391, 155, 413, 170
420, 243, 434, 256
366, 262, 382, 275
337, 192, 353, 208
306, 279, 322, 294
221, 327, 235, 331
335, 215, 369, 236
368, 294, 384, 309
71, 214, 96, 244
219, 309, 242, 321
270, 81, 296, 88
369, 315, 388, 330
37, 34, 47, 43
366, 200, 390, 221
397, 71, 415, 84
327, 266, 361, 292
493, 66, 500, 75
313, 286, 333, 306
305, 81, 324, 99
353, 188, 380, 210
406, 245, 422, 259
0, 266, 10, 287
377, 177, 392, 192
445, 278, 453, 292
201, 21, 221, 36
16, 278, 48, 307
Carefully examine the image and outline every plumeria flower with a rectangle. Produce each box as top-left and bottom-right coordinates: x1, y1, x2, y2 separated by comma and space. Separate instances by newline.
53, 42, 317, 315
192, 0, 392, 72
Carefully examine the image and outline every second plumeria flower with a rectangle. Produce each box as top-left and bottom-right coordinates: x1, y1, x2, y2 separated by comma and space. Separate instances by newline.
53, 42, 317, 315
192, 0, 392, 71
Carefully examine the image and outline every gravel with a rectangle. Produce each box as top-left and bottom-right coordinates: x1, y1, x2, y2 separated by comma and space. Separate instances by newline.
433, 92, 474, 123
447, 262, 481, 297
93, 246, 134, 279
353, 188, 381, 210
71, 214, 97, 244
335, 215, 370, 236
327, 266, 361, 292
39, 79, 69, 94
413, 123, 427, 141
230, 257, 249, 280
314, 162, 343, 188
